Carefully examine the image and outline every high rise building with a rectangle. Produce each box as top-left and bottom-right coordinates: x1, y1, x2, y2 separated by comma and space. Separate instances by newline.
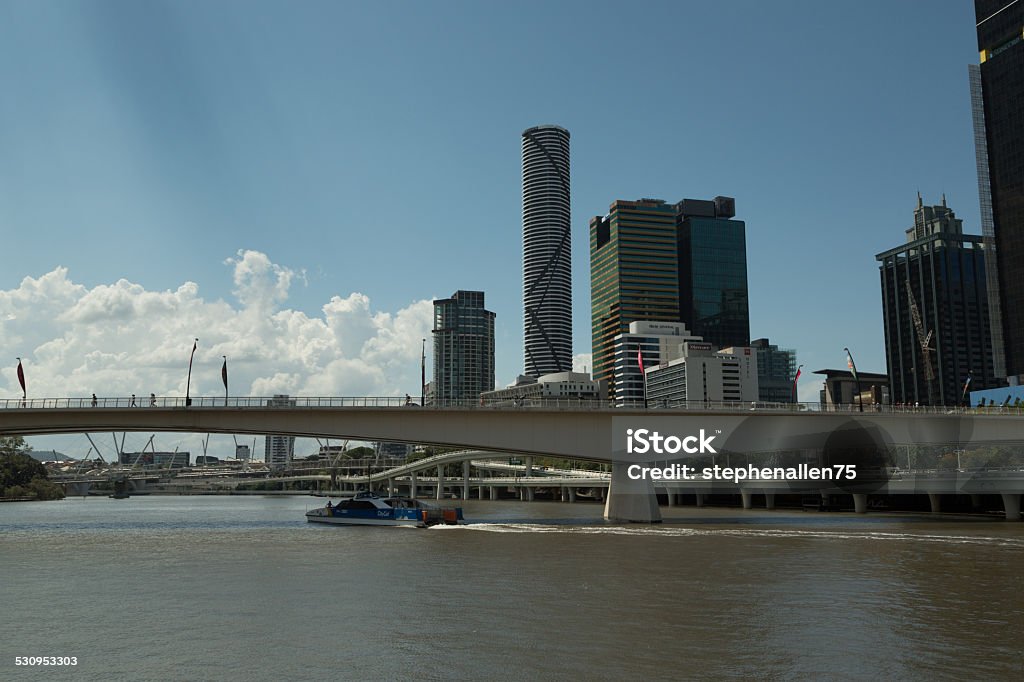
676, 197, 750, 350
522, 125, 572, 377
432, 290, 495, 403
590, 196, 749, 395
750, 338, 798, 403
974, 1, 1024, 382
264, 394, 296, 469
876, 196, 998, 406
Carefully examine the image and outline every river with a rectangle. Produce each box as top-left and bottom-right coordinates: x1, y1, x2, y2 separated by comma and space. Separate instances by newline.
2, 496, 1023, 680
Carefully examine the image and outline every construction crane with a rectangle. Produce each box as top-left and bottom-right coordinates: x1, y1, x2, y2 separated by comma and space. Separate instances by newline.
906, 282, 936, 405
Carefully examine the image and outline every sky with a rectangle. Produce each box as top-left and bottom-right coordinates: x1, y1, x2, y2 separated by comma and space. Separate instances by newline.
0, 1, 984, 458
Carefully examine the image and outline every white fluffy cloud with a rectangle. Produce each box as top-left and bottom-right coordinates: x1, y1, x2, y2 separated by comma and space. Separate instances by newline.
1, 250, 432, 402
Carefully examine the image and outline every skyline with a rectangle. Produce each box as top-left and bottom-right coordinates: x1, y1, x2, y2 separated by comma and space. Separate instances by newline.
0, 2, 986, 455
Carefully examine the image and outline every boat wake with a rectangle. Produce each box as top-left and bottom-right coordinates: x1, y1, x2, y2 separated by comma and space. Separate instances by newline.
438, 523, 1024, 548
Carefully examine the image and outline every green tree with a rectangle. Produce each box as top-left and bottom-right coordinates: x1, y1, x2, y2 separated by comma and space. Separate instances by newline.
1, 436, 64, 500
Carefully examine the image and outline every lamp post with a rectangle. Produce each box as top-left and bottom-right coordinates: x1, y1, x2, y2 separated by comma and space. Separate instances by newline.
185, 338, 198, 407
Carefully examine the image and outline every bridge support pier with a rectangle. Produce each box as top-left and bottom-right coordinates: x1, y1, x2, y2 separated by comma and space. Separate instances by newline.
568, 487, 576, 503
1001, 493, 1021, 521
928, 493, 942, 513
740, 490, 753, 509
478, 486, 485, 500
765, 493, 776, 510
603, 463, 662, 523
436, 466, 443, 500
852, 493, 868, 514
490, 486, 498, 501
462, 461, 469, 501
387, 478, 395, 496
694, 492, 705, 508
410, 472, 417, 498
666, 489, 675, 507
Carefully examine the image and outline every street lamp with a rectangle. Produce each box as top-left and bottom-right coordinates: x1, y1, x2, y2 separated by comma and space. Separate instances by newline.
185, 338, 198, 407
844, 347, 863, 412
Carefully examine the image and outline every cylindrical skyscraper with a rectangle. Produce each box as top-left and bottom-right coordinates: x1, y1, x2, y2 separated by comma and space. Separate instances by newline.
522, 124, 572, 377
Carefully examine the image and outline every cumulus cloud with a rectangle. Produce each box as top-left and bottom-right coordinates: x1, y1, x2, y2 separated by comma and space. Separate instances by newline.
1, 251, 432, 402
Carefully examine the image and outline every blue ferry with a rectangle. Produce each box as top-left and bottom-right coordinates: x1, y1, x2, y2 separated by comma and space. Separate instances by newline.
306, 491, 463, 527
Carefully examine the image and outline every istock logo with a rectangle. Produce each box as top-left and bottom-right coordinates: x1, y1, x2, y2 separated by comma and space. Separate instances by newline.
626, 428, 719, 455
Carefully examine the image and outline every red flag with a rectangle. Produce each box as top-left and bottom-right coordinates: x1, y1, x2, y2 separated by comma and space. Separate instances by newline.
794, 366, 802, 382
16, 359, 25, 397
637, 348, 645, 373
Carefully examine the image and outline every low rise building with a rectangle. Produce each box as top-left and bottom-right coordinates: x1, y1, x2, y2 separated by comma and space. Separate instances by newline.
481, 372, 606, 404
645, 342, 758, 406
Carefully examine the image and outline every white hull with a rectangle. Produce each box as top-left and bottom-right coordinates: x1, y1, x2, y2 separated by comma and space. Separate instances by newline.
306, 514, 423, 527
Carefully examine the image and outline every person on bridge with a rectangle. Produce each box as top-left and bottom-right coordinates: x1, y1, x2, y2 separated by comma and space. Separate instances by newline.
91, 393, 97, 407
131, 394, 137, 407
150, 393, 156, 407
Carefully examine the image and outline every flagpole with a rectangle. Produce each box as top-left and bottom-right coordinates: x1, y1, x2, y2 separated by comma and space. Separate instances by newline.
421, 338, 426, 407
844, 347, 863, 412
185, 338, 198, 407
792, 364, 803, 404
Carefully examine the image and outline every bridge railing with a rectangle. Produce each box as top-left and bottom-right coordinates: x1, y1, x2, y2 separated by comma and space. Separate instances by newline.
2, 395, 1022, 416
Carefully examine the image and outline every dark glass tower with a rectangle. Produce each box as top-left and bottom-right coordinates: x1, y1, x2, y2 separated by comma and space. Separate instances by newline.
876, 197, 998, 405
522, 125, 572, 377
676, 197, 750, 351
975, 1, 1024, 381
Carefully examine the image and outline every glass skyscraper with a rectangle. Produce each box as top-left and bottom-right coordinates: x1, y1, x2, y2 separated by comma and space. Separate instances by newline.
432, 290, 495, 403
876, 197, 997, 406
589, 196, 750, 395
974, 1, 1024, 382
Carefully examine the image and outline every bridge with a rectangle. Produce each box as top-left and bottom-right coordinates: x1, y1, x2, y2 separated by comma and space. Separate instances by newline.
5, 396, 1024, 521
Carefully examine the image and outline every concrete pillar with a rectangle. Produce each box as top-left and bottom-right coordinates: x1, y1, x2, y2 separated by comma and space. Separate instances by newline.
1001, 493, 1021, 521
853, 493, 868, 514
410, 472, 417, 498
387, 478, 394, 496
489, 486, 498, 501
478, 486, 485, 500
765, 493, 776, 510
524, 457, 533, 478
694, 492, 705, 508
462, 461, 470, 501
928, 493, 942, 513
568, 487, 576, 503
436, 466, 443, 500
603, 462, 662, 523
740, 490, 753, 509
525, 487, 534, 502
666, 489, 676, 507
560, 487, 567, 502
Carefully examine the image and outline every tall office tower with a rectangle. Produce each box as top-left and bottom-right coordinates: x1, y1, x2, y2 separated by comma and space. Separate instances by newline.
264, 394, 296, 469
676, 197, 750, 351
974, 1, 1024, 382
522, 125, 572, 377
876, 196, 998, 406
591, 199, 681, 393
590, 196, 749, 395
432, 290, 495, 403
750, 338, 798, 403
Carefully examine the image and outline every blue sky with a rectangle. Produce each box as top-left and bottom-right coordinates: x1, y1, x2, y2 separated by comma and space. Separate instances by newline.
0, 1, 984, 454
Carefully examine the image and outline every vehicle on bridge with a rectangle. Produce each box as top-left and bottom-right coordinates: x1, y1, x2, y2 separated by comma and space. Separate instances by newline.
305, 491, 463, 528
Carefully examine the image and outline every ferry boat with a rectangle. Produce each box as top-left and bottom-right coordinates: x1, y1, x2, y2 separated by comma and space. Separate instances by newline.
305, 491, 463, 527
